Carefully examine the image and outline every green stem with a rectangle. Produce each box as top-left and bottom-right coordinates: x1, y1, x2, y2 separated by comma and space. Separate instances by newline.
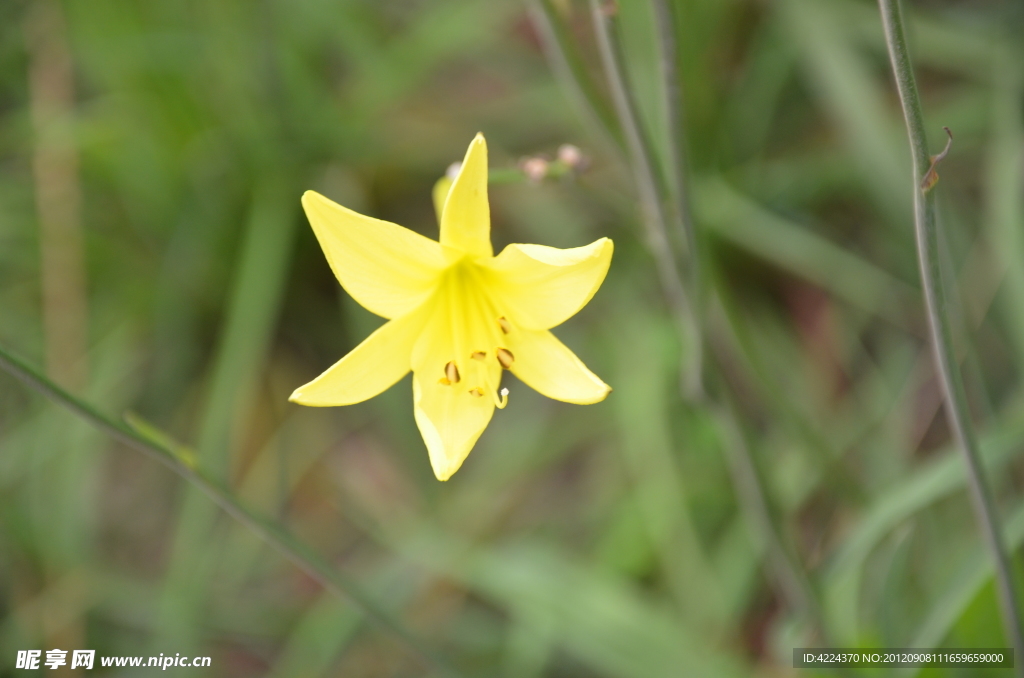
877, 0, 1024, 664
155, 180, 296, 653
649, 0, 707, 404
708, 292, 842, 650
530, 0, 622, 150
0, 342, 462, 678
588, 0, 703, 399
585, 0, 831, 644
710, 390, 833, 646
649, 0, 698, 269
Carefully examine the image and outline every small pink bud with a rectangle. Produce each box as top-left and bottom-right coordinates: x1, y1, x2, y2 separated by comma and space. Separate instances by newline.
557, 144, 583, 168
521, 157, 549, 183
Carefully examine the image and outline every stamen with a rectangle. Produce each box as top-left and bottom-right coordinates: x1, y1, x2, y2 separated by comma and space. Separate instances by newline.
471, 351, 487, 361
497, 317, 511, 334
445, 361, 461, 384
496, 387, 509, 409
438, 377, 451, 386
496, 347, 514, 369
468, 388, 484, 398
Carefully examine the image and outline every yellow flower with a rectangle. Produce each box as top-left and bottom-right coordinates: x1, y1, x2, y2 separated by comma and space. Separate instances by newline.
290, 134, 612, 480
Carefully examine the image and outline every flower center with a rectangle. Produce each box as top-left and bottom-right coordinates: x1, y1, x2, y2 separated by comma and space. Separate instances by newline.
431, 261, 514, 409
437, 345, 510, 408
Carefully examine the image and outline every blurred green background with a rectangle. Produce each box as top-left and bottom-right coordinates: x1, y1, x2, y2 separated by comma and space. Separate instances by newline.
2, 0, 1024, 675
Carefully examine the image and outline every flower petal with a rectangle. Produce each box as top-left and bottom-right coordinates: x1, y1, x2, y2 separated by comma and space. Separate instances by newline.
413, 374, 495, 481
440, 134, 492, 258
481, 238, 613, 330
506, 328, 611, 404
409, 271, 503, 480
302, 190, 447, 319
289, 309, 424, 406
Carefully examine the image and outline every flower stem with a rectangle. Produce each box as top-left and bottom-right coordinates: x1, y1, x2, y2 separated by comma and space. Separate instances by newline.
877, 0, 1024, 663
530, 0, 621, 150
588, 0, 703, 399
0, 342, 463, 678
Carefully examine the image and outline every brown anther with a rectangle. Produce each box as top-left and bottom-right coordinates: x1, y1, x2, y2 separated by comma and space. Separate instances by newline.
438, 377, 451, 386
471, 351, 487, 361
496, 347, 515, 369
444, 361, 461, 384
468, 388, 485, 398
497, 317, 511, 334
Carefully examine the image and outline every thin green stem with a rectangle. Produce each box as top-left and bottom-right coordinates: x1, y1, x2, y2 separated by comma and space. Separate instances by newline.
709, 389, 834, 647
650, 0, 707, 406
584, 0, 831, 644
530, 0, 622, 151
877, 0, 1024, 665
707, 288, 843, 650
588, 0, 703, 399
155, 180, 297, 653
0, 342, 462, 678
650, 0, 698, 269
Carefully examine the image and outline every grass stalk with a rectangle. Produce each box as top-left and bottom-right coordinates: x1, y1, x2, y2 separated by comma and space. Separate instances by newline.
586, 0, 833, 643
530, 0, 621, 150
650, 0, 707, 404
25, 1, 91, 656
877, 0, 1024, 664
26, 0, 88, 392
649, 0, 698, 270
587, 0, 703, 399
707, 300, 841, 649
154, 179, 298, 652
710, 392, 831, 642
0, 342, 462, 678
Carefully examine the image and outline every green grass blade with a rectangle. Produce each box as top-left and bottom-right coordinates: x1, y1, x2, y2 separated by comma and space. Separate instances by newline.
0, 341, 464, 678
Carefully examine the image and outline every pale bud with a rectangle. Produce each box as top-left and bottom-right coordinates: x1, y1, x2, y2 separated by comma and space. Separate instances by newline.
557, 144, 583, 168
521, 157, 549, 183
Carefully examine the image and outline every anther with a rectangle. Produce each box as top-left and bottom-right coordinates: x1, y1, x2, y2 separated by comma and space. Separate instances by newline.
497, 317, 511, 334
445, 361, 461, 384
471, 351, 487, 361
438, 377, 451, 386
468, 388, 484, 398
496, 347, 514, 369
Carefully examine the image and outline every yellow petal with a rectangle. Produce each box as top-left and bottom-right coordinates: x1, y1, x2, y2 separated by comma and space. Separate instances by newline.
409, 268, 503, 480
440, 134, 492, 258
413, 374, 495, 481
481, 238, 613, 330
302, 190, 447, 319
505, 327, 611, 404
289, 309, 424, 406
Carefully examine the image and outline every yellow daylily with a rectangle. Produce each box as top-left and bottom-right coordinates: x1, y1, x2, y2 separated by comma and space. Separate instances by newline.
290, 134, 612, 480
